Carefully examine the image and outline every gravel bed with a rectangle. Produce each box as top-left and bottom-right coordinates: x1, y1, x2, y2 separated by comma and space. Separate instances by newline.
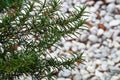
55, 0, 120, 80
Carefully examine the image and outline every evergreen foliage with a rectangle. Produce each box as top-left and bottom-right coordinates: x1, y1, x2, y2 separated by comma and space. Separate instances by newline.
0, 0, 87, 79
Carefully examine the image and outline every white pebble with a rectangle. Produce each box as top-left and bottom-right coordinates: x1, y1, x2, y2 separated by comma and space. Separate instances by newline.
82, 74, 91, 80
80, 34, 88, 41
95, 70, 103, 79
73, 74, 82, 80
68, 7, 75, 12
80, 69, 89, 75
86, 66, 95, 73
103, 31, 113, 38
87, 1, 94, 6
114, 57, 120, 64
109, 20, 120, 26
58, 69, 71, 78
104, 15, 113, 22
94, 4, 100, 10
94, 59, 102, 65
17, 46, 22, 51
115, 15, 120, 19
90, 26, 98, 35
97, 29, 104, 36
107, 3, 116, 12
21, 10, 26, 14
100, 10, 106, 16
87, 52, 94, 58
90, 7, 97, 12
112, 30, 120, 39
113, 41, 120, 48
63, 42, 72, 51
107, 60, 115, 66
101, 64, 108, 71
65, 78, 71, 80
116, 50, 120, 57
57, 78, 65, 80
71, 45, 78, 52
77, 43, 86, 50
88, 34, 98, 43
106, 0, 115, 3
96, 1, 103, 5
111, 76, 120, 80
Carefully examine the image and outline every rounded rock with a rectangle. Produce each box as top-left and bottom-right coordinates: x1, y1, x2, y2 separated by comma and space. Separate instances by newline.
115, 15, 120, 19
101, 63, 108, 71
80, 34, 88, 41
111, 76, 120, 80
104, 15, 113, 22
107, 3, 116, 13
90, 7, 97, 13
80, 69, 89, 75
109, 20, 120, 27
97, 29, 104, 36
95, 70, 103, 79
103, 30, 113, 38
58, 69, 71, 78
71, 45, 78, 52
63, 42, 72, 51
73, 74, 82, 80
113, 41, 120, 48
90, 26, 98, 35
86, 66, 95, 73
100, 10, 106, 16
88, 34, 98, 43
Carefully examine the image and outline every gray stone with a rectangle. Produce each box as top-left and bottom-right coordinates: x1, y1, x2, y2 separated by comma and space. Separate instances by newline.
110, 69, 120, 74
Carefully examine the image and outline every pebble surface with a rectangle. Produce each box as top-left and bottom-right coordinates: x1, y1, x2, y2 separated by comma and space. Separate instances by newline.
55, 0, 120, 80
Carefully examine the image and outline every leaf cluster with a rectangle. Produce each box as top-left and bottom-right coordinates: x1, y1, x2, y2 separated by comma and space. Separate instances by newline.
0, 0, 87, 79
